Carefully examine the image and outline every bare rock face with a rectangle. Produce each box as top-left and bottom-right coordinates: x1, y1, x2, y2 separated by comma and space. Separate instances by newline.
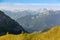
0, 10, 27, 36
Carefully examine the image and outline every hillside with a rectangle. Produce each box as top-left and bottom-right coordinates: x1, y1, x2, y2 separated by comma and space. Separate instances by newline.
0, 10, 27, 35
0, 26, 60, 40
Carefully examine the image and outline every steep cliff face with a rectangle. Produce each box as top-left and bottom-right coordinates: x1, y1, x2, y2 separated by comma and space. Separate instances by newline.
0, 10, 27, 36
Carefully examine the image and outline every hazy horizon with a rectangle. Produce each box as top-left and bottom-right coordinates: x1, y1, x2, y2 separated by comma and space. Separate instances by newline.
0, 3, 60, 11
0, 0, 60, 11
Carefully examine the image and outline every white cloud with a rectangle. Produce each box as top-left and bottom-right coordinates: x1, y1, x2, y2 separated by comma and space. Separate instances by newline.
0, 3, 60, 11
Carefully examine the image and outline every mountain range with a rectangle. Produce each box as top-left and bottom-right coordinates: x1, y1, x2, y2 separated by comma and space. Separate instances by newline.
16, 10, 60, 33
2, 9, 60, 33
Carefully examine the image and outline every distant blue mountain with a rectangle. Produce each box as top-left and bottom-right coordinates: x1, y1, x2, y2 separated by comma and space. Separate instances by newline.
3, 10, 37, 20
16, 10, 60, 33
2, 9, 60, 33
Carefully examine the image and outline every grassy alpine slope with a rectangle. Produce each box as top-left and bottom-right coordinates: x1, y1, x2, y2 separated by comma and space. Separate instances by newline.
0, 26, 60, 40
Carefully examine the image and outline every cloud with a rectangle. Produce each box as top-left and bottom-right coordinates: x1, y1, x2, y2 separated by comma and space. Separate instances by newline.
0, 3, 60, 11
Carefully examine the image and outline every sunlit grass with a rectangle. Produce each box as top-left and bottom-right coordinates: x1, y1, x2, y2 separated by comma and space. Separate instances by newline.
0, 26, 60, 40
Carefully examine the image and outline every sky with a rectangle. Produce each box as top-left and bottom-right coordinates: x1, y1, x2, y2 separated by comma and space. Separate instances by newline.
0, 0, 60, 10
0, 0, 60, 3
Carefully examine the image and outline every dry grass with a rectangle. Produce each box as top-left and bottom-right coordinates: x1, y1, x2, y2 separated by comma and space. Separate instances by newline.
0, 26, 60, 40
